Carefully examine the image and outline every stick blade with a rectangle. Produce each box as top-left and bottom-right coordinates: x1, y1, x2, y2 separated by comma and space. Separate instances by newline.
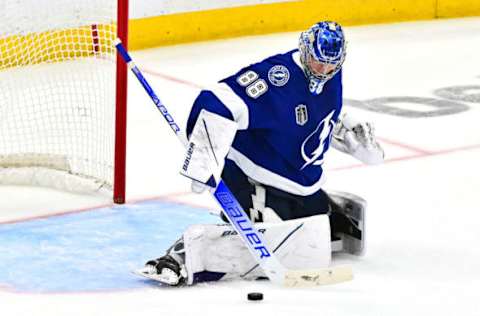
284, 265, 353, 287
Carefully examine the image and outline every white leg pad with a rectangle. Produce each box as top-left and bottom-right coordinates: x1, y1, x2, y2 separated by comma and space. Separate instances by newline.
183, 214, 331, 284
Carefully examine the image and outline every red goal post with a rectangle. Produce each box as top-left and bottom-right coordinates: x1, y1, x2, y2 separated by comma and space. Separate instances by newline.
0, 0, 129, 203
114, 0, 129, 203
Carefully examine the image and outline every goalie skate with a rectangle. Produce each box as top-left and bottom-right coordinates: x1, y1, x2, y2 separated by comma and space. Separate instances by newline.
329, 191, 366, 256
133, 255, 187, 286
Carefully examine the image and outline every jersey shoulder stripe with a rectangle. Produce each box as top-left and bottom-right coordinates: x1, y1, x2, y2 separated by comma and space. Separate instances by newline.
209, 83, 250, 130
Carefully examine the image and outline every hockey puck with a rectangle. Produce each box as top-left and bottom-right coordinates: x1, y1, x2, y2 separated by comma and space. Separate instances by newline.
247, 292, 263, 301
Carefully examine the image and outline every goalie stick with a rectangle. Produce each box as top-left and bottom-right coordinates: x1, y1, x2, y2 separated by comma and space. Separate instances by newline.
114, 39, 353, 287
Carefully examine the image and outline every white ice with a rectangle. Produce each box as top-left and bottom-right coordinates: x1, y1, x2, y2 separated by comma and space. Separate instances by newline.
1, 17, 480, 316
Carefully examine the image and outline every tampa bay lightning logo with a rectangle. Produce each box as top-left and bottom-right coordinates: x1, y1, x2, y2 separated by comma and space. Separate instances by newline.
268, 65, 290, 87
300, 110, 336, 170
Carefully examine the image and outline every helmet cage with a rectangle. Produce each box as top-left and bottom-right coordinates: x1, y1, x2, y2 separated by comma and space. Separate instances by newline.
299, 22, 346, 86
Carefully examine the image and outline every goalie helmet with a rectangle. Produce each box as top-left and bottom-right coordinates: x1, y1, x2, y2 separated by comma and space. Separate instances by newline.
299, 21, 346, 94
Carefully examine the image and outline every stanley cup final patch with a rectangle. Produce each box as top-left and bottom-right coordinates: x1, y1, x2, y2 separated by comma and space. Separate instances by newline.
295, 104, 308, 126
268, 65, 290, 87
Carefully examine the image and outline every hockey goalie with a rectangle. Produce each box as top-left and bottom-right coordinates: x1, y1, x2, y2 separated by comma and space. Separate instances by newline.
135, 21, 384, 286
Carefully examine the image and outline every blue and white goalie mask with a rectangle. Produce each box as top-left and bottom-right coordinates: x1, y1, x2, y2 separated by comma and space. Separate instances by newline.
299, 21, 346, 95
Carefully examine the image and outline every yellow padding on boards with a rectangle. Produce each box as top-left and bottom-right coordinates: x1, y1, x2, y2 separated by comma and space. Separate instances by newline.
129, 0, 437, 49
2, 0, 478, 57
437, 0, 480, 17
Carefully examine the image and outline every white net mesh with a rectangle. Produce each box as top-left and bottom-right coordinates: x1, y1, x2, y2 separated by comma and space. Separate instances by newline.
0, 0, 120, 192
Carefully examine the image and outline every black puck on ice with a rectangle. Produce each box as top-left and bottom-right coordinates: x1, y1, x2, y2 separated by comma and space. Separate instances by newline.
247, 292, 263, 301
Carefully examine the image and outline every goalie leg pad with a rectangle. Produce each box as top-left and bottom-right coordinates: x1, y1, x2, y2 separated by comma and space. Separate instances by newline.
329, 191, 366, 256
182, 214, 331, 284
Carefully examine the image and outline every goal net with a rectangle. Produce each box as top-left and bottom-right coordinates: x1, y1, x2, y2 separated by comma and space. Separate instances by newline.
0, 0, 128, 202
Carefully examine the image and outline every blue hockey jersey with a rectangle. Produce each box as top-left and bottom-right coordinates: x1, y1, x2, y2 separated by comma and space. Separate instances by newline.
186, 49, 343, 196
